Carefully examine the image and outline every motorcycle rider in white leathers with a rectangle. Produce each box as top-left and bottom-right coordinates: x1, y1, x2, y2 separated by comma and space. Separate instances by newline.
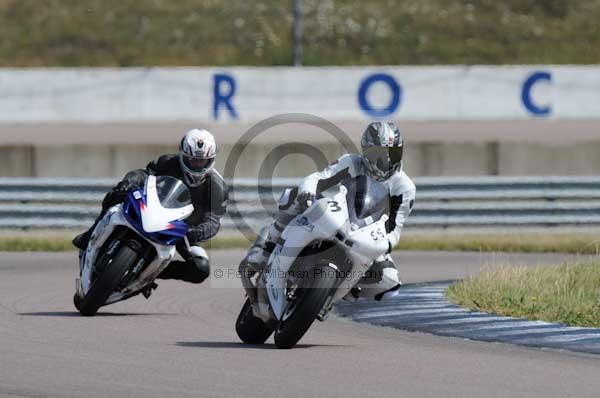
242, 122, 416, 301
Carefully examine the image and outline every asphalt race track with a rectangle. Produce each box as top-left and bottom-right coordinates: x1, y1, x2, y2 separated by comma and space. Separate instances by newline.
1, 250, 600, 398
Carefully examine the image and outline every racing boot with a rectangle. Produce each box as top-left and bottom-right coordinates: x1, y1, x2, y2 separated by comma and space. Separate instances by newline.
241, 225, 280, 275
72, 213, 103, 249
72, 229, 93, 250
239, 226, 279, 303
374, 284, 402, 301
72, 179, 137, 250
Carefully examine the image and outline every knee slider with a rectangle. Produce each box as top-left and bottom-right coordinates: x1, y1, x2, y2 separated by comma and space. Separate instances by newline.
185, 257, 210, 284
362, 260, 395, 284
194, 257, 210, 276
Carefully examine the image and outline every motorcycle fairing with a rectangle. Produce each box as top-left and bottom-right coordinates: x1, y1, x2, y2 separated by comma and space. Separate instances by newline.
141, 175, 194, 233
78, 176, 194, 306
79, 205, 177, 305
265, 185, 389, 320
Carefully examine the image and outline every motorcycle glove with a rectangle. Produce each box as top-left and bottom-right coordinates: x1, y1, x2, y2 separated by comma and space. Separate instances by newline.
295, 191, 316, 213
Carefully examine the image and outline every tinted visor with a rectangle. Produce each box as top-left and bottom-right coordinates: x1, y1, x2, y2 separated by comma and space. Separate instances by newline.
182, 154, 214, 173
364, 146, 403, 173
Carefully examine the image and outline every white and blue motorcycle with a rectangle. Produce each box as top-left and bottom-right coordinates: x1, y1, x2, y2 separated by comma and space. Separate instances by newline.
74, 175, 198, 316
237, 175, 390, 348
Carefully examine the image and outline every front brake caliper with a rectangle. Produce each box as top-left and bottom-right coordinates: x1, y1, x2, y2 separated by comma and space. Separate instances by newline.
286, 281, 298, 301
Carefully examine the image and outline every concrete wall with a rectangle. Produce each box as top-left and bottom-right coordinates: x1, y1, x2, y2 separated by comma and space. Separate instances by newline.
2, 66, 596, 178
497, 142, 600, 175
0, 146, 34, 176
1, 142, 599, 178
2, 67, 600, 123
1, 120, 599, 146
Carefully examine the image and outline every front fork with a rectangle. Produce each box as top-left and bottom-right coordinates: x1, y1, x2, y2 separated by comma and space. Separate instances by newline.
75, 249, 86, 298
252, 262, 339, 324
239, 262, 259, 304
251, 272, 277, 323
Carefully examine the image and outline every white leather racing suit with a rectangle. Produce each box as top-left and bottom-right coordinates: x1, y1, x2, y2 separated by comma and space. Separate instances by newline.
256, 153, 416, 300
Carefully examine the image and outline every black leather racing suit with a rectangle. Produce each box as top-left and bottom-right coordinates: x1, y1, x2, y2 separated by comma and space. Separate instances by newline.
78, 154, 228, 284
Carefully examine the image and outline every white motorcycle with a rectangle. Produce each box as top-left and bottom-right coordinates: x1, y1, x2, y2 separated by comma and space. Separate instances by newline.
74, 175, 200, 316
236, 175, 390, 348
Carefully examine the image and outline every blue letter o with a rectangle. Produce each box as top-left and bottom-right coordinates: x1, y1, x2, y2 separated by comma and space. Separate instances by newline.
358, 73, 402, 117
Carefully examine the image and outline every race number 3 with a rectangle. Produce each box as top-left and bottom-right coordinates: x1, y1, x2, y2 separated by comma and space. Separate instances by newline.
328, 201, 342, 212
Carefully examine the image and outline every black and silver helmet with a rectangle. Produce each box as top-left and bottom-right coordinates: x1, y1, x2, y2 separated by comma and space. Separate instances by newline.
360, 122, 404, 181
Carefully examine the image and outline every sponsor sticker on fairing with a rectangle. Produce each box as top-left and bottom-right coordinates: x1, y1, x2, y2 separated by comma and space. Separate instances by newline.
295, 216, 315, 232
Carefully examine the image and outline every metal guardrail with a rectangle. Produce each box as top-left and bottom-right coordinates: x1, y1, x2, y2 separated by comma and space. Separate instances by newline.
0, 177, 599, 230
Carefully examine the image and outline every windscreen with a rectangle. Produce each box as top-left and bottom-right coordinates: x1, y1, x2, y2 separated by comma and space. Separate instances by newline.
341, 175, 389, 227
154, 176, 192, 209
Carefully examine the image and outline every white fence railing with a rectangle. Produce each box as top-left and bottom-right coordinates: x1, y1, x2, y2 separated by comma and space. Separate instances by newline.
1, 177, 599, 230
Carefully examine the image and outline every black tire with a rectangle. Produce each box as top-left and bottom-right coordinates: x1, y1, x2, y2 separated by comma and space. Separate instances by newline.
75, 244, 138, 316
274, 263, 337, 349
73, 292, 83, 312
235, 298, 274, 344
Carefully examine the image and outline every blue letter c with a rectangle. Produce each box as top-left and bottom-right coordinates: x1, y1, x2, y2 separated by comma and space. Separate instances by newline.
522, 71, 552, 117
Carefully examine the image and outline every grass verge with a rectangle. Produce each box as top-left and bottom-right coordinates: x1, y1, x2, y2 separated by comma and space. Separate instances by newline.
398, 234, 600, 255
447, 262, 600, 328
1, 1, 599, 66
0, 236, 253, 252
1, 233, 599, 254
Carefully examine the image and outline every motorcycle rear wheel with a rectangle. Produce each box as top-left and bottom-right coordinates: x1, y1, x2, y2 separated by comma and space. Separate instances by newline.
75, 243, 138, 316
235, 299, 274, 344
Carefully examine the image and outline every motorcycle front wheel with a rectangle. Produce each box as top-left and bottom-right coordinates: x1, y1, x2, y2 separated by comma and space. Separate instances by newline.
75, 242, 138, 316
274, 262, 337, 349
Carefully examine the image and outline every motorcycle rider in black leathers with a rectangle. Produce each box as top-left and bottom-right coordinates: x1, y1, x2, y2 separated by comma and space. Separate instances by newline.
73, 128, 228, 284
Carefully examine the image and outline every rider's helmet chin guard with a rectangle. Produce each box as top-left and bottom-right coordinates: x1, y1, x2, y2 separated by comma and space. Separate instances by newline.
179, 128, 218, 187
360, 121, 404, 182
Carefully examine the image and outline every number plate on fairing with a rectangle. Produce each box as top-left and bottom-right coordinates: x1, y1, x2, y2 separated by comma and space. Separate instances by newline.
347, 217, 389, 259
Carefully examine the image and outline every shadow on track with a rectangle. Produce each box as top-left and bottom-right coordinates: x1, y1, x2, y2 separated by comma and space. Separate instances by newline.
176, 341, 350, 350
18, 311, 176, 317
